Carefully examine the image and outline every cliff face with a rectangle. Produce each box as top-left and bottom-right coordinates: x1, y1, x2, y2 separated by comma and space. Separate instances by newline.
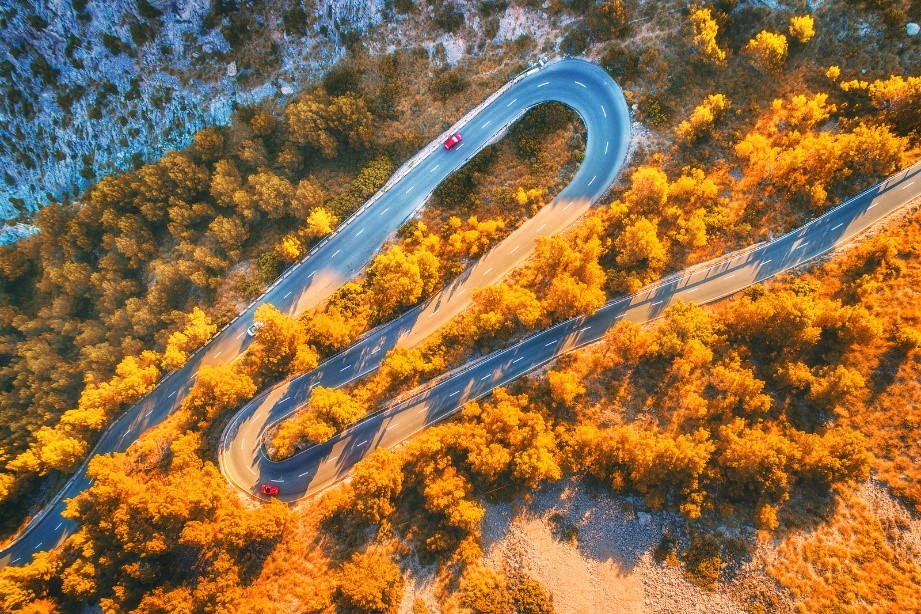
0, 0, 384, 223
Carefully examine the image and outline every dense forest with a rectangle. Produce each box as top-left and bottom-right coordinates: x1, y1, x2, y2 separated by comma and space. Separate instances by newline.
1, 0, 920, 611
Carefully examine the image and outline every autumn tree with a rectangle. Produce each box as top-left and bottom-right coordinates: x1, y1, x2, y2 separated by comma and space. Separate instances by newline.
181, 363, 256, 426
788, 15, 816, 44
689, 7, 727, 67
160, 307, 217, 371
366, 245, 440, 322
271, 387, 363, 456
744, 31, 789, 72
337, 550, 404, 614
676, 94, 730, 142
348, 448, 404, 524
246, 303, 318, 381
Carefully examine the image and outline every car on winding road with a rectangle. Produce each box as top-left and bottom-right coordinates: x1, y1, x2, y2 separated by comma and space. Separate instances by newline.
260, 484, 279, 497
443, 132, 462, 150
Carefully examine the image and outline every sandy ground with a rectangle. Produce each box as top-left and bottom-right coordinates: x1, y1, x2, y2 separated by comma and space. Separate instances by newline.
399, 478, 782, 613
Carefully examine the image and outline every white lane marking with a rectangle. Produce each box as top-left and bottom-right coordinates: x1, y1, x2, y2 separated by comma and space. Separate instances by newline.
355, 228, 364, 237
794, 242, 808, 250
832, 223, 844, 230
417, 407, 428, 414
510, 245, 519, 254
428, 311, 438, 319
379, 207, 390, 217
332, 249, 341, 257
481, 374, 491, 381
449, 391, 460, 397
298, 470, 310, 477
35, 542, 42, 549
237, 331, 246, 339
284, 291, 292, 298
578, 326, 591, 332
724, 274, 735, 280
11, 557, 19, 563
247, 466, 256, 475
387, 423, 400, 430
482, 121, 491, 129
575, 80, 587, 88
588, 175, 596, 186
308, 270, 316, 278
537, 223, 546, 232
168, 391, 176, 398
457, 288, 466, 295
280, 396, 290, 403
357, 439, 368, 447
544, 341, 556, 347
685, 287, 699, 293
146, 410, 153, 417
370, 347, 381, 355
56, 522, 62, 531
902, 181, 914, 190
601, 105, 606, 117
405, 185, 414, 194
512, 356, 525, 364
214, 350, 223, 358
483, 267, 494, 275
430, 164, 440, 173
563, 202, 571, 210
507, 98, 517, 108
271, 478, 284, 483
339, 365, 351, 372
605, 141, 609, 154
538, 81, 549, 87
455, 142, 464, 150
868, 202, 877, 209
652, 300, 664, 306
328, 454, 340, 462
762, 259, 772, 265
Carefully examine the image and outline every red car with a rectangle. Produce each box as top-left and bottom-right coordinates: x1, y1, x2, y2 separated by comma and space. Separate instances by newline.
260, 483, 279, 497
443, 132, 462, 150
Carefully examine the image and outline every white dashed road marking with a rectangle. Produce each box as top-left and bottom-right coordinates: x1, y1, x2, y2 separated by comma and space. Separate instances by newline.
168, 391, 176, 398
271, 478, 284, 483
449, 391, 460, 396
357, 440, 368, 447
379, 207, 389, 217
605, 141, 609, 154
588, 175, 596, 186
538, 81, 549, 87
601, 105, 606, 117
575, 80, 586, 88
332, 249, 340, 257
832, 223, 844, 230
545, 341, 556, 347
339, 365, 351, 372
902, 181, 914, 190
507, 98, 517, 107
482, 121, 491, 128
510, 245, 519, 254
355, 229, 364, 237
284, 291, 292, 298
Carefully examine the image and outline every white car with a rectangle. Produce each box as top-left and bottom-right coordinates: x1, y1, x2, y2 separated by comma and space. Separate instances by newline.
247, 321, 265, 337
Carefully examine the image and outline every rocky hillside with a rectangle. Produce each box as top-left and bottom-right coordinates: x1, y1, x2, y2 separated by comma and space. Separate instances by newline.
0, 0, 385, 238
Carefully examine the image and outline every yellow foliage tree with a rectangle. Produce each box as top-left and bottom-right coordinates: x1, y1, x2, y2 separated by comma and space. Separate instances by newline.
788, 15, 816, 43
690, 7, 727, 67
676, 94, 731, 142
160, 307, 217, 371
744, 31, 789, 71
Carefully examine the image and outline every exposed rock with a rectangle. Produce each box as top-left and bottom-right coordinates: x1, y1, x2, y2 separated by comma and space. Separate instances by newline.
0, 0, 385, 224
0, 223, 39, 246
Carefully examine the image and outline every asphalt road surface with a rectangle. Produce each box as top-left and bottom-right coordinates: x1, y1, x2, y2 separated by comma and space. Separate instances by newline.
0, 58, 631, 566
218, 160, 921, 504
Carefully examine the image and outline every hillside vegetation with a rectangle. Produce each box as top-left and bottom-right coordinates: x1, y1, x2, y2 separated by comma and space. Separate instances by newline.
1, 0, 921, 612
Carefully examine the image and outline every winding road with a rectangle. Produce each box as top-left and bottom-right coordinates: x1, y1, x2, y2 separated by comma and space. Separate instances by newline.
221, 159, 921, 504
0, 57, 631, 566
